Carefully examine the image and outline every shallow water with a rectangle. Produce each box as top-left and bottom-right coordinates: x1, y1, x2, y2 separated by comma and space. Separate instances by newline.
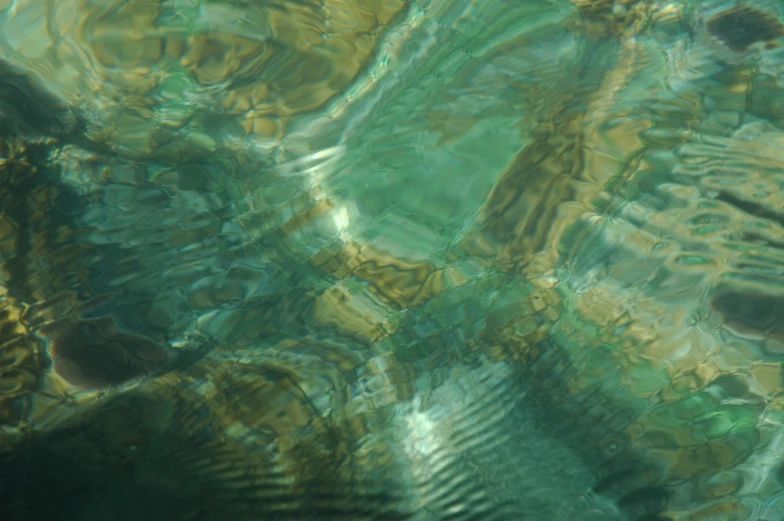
3, 0, 784, 520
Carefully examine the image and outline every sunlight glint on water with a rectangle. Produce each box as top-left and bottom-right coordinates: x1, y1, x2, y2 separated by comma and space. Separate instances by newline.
2, 1, 784, 521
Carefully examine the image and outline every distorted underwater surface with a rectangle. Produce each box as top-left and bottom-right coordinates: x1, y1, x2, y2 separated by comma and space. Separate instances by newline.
3, 0, 784, 520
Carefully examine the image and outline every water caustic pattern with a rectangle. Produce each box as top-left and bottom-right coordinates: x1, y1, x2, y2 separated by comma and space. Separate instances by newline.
0, 0, 409, 157
5, 0, 784, 519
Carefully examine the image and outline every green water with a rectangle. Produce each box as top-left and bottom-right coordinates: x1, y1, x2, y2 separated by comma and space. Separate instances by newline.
2, 0, 784, 520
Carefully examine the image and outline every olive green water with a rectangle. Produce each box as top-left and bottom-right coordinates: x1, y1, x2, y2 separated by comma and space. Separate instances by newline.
2, 0, 784, 520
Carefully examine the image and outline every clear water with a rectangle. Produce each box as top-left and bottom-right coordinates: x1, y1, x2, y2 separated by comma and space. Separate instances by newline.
2, 0, 784, 520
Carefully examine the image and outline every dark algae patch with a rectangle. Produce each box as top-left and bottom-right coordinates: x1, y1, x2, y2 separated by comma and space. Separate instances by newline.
707, 6, 784, 52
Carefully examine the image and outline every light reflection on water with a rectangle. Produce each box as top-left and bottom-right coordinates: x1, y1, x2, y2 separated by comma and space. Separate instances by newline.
2, 1, 784, 520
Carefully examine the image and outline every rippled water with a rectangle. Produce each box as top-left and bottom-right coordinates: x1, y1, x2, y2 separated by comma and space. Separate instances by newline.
3, 0, 784, 520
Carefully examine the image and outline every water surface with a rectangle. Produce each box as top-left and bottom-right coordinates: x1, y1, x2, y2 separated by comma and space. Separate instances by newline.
2, 1, 784, 520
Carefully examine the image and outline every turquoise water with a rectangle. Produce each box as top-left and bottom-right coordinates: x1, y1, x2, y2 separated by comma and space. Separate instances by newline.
3, 0, 784, 520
